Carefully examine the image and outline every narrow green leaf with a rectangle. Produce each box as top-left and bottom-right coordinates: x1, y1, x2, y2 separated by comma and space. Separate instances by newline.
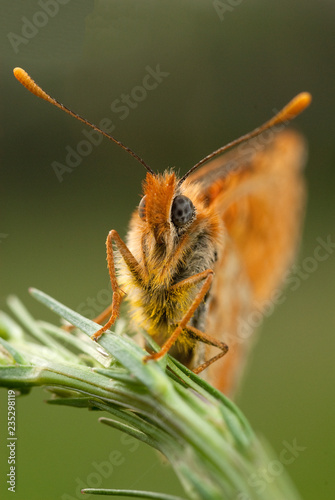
46, 397, 93, 408
81, 488, 186, 499
0, 337, 27, 364
38, 321, 112, 367
0, 311, 25, 341
0, 292, 302, 500
7, 295, 79, 363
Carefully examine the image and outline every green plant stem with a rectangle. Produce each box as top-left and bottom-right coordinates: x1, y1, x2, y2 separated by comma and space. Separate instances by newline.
0, 290, 302, 500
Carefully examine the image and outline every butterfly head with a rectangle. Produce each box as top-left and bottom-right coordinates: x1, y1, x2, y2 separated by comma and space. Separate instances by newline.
137, 170, 197, 245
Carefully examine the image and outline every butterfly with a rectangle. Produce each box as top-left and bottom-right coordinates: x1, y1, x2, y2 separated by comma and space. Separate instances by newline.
13, 67, 311, 394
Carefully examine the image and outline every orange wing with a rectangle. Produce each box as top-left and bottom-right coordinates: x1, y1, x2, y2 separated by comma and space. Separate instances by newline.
189, 130, 307, 394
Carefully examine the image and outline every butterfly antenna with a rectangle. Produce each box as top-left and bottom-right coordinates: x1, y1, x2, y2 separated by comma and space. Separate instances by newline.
13, 67, 155, 175
179, 92, 312, 185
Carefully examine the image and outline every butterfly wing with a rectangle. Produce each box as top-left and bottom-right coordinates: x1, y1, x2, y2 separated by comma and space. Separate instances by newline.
189, 130, 307, 394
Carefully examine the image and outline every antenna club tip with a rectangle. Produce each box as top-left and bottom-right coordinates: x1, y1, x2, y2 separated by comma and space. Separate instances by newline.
288, 91, 312, 117
296, 91, 312, 107
13, 67, 55, 104
13, 67, 27, 82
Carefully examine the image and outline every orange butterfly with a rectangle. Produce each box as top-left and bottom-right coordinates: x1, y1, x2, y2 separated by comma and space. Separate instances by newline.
14, 68, 311, 394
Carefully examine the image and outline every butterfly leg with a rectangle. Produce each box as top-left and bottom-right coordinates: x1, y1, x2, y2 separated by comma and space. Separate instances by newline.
90, 229, 142, 341
143, 269, 228, 368
184, 325, 228, 374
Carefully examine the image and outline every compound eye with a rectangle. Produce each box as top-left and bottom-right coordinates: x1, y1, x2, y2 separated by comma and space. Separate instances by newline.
138, 195, 147, 220
171, 195, 195, 228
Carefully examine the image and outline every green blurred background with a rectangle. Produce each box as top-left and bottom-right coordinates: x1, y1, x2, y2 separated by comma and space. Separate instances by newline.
1, 1, 334, 499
